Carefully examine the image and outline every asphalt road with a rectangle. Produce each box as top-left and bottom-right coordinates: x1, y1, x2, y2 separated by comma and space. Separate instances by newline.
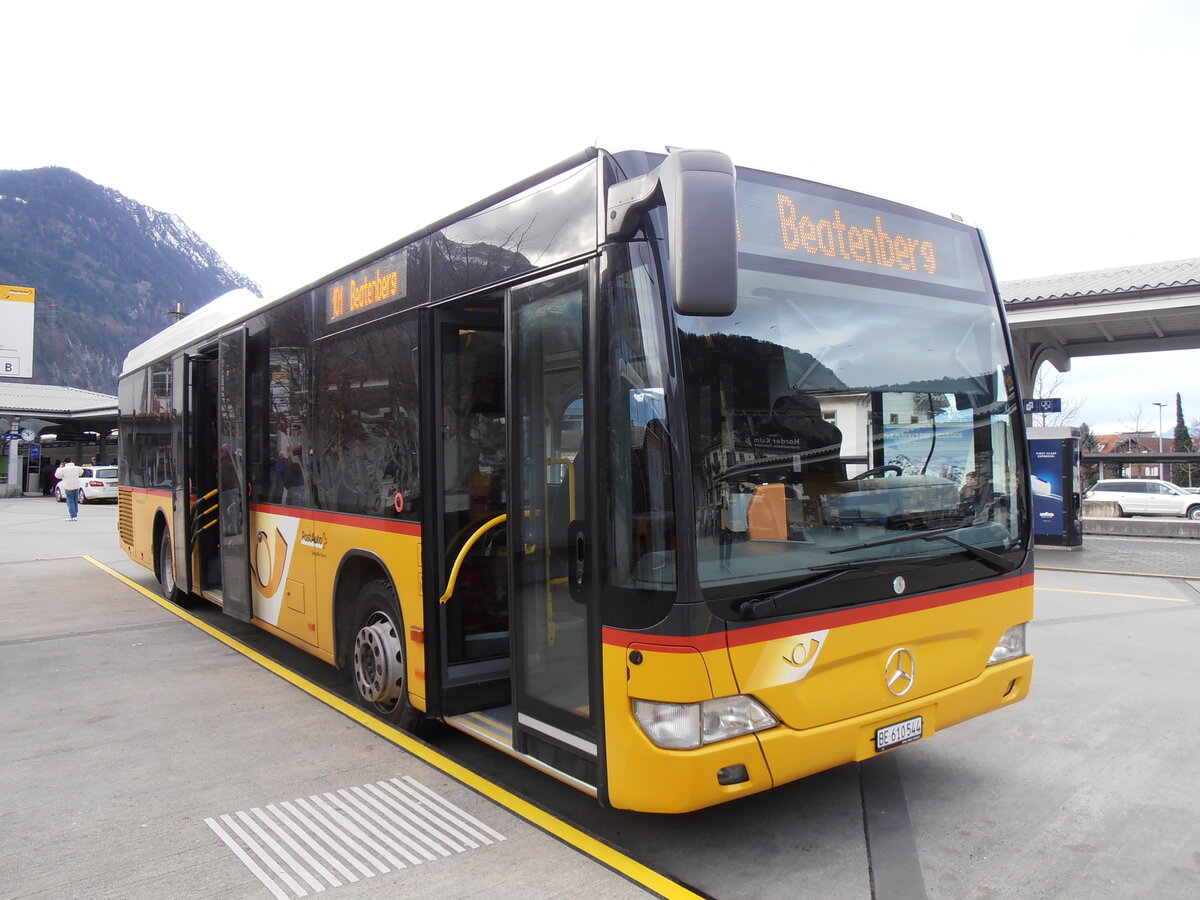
4, 497, 1199, 899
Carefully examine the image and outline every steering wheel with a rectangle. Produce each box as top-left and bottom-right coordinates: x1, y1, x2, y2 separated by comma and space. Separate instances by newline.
852, 465, 902, 481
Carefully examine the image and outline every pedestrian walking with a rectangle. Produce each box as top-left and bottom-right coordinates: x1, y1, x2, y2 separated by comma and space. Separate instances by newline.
55, 460, 85, 521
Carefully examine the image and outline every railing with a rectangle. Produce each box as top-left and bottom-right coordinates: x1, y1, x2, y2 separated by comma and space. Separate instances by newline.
189, 488, 220, 550
438, 513, 507, 605
1082, 451, 1200, 486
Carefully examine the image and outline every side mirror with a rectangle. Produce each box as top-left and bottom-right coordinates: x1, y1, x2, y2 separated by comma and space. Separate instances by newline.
607, 149, 738, 316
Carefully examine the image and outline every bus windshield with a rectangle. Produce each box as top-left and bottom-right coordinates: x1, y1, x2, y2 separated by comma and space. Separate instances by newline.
680, 172, 1026, 600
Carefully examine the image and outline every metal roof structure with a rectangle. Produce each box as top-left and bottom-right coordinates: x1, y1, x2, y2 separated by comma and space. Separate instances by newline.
1000, 257, 1200, 395
1002, 257, 1200, 304
0, 382, 118, 437
0, 382, 117, 416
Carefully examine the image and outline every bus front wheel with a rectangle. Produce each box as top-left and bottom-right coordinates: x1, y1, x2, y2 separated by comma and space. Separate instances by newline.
346, 580, 429, 733
158, 528, 189, 605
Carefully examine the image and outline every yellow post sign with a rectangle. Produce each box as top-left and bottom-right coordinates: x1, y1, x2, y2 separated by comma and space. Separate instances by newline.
0, 285, 36, 378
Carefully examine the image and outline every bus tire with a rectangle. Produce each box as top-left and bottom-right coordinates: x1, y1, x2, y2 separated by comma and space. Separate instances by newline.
158, 527, 190, 606
346, 579, 430, 734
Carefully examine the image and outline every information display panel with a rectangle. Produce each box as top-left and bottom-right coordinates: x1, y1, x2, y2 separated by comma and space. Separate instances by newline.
324, 248, 409, 326
736, 175, 989, 295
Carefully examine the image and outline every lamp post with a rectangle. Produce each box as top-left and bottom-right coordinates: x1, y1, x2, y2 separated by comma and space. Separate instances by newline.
1153, 401, 1167, 478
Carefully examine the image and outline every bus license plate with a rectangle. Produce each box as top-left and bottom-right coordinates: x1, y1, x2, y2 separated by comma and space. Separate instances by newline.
875, 716, 923, 752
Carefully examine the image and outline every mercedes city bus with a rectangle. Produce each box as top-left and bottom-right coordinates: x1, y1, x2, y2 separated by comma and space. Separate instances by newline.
118, 147, 1033, 813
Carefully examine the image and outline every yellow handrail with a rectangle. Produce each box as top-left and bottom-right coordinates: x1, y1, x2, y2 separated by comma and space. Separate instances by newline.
194, 487, 219, 506
438, 513, 507, 605
191, 488, 219, 522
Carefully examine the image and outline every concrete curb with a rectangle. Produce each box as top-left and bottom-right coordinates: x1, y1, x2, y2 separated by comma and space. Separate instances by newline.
1083, 516, 1200, 539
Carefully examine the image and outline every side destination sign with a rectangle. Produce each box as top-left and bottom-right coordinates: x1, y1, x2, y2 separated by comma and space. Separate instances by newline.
325, 248, 408, 325
736, 178, 987, 294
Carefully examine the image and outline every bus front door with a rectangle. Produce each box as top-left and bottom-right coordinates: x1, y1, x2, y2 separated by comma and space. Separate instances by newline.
508, 267, 598, 787
434, 267, 599, 789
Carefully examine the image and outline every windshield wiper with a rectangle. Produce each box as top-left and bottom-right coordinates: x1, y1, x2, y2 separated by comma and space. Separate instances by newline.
736, 527, 1018, 621
829, 525, 1018, 574
737, 561, 883, 620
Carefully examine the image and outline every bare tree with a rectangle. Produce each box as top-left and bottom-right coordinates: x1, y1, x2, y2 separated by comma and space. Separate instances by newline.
1031, 364, 1084, 427
1117, 405, 1153, 450
1114, 405, 1163, 478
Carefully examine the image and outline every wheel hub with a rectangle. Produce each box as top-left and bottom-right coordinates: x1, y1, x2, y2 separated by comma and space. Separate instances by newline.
353, 613, 403, 704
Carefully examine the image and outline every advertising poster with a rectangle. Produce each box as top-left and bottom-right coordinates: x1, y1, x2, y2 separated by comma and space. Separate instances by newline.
1030, 439, 1064, 537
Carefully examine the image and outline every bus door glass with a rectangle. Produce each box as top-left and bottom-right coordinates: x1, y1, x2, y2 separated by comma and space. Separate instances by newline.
509, 267, 597, 767
190, 351, 223, 594
435, 298, 510, 708
217, 327, 252, 621
170, 353, 190, 596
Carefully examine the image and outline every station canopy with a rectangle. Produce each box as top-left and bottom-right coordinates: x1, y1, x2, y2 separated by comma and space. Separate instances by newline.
0, 381, 118, 441
1001, 257, 1200, 394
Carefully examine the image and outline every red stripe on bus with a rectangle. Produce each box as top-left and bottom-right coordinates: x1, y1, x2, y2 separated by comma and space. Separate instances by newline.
117, 489, 421, 538
249, 503, 422, 537
119, 486, 172, 497
602, 572, 1034, 651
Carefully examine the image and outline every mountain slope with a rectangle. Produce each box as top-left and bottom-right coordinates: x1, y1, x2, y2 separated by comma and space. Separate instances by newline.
0, 166, 260, 393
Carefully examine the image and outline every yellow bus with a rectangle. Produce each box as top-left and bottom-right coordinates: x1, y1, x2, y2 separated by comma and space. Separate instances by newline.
118, 147, 1033, 813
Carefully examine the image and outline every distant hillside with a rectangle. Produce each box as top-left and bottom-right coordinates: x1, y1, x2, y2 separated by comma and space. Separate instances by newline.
0, 167, 260, 393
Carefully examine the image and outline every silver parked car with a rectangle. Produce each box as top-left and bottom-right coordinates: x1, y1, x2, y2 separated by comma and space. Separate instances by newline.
54, 465, 119, 503
1084, 478, 1200, 520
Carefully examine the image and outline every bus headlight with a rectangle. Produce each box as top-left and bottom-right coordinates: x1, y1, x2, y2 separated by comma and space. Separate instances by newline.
988, 623, 1027, 665
634, 695, 779, 750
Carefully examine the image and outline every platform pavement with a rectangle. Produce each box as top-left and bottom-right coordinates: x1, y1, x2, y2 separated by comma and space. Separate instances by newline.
0, 498, 651, 900
1035, 533, 1200, 579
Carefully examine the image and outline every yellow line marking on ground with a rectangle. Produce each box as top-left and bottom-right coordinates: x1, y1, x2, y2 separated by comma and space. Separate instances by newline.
1038, 565, 1200, 581
1036, 586, 1189, 603
83, 556, 700, 900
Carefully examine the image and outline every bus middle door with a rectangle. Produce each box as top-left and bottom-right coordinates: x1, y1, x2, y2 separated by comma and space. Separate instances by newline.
216, 326, 253, 621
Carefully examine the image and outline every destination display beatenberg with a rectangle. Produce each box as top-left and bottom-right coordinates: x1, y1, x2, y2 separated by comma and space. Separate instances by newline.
735, 178, 988, 294
325, 248, 408, 324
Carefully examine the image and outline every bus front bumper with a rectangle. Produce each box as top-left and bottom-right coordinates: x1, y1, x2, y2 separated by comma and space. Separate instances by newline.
605, 654, 1032, 814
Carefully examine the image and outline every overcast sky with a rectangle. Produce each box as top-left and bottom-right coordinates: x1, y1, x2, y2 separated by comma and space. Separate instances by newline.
6, 1, 1198, 433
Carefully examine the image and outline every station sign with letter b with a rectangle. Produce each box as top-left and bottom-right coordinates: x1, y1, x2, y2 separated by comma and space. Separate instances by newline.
0, 285, 36, 379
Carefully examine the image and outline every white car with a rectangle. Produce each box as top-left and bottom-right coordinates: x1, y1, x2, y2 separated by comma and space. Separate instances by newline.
54, 465, 119, 503
1084, 478, 1200, 520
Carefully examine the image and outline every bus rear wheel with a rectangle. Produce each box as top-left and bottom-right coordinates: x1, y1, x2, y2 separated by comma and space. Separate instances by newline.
347, 579, 429, 734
